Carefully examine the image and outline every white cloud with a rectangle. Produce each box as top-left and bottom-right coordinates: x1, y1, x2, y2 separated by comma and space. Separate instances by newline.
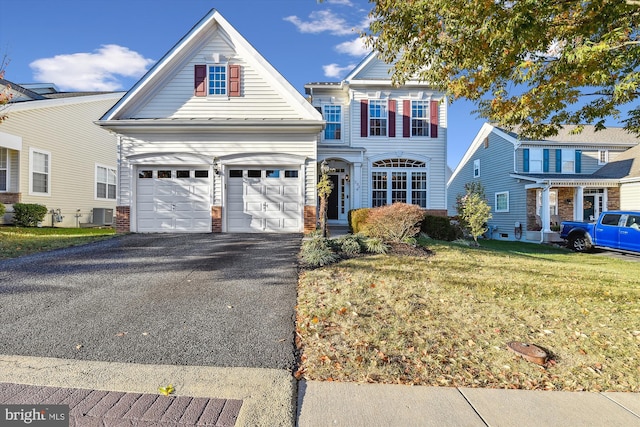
326, 0, 353, 5
283, 10, 362, 36
335, 38, 369, 57
30, 44, 154, 91
323, 63, 356, 79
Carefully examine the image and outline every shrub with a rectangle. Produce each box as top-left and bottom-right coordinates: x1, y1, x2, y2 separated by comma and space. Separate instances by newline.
0, 202, 5, 218
300, 235, 339, 267
339, 235, 362, 256
421, 214, 464, 241
12, 203, 48, 227
362, 203, 424, 242
348, 208, 371, 234
362, 237, 388, 254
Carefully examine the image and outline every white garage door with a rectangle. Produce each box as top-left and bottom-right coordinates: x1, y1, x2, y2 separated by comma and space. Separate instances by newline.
227, 168, 301, 232
136, 167, 211, 233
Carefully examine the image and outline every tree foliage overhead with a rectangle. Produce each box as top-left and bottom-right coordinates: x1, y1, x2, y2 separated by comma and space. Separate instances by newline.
0, 54, 11, 123
365, 0, 640, 138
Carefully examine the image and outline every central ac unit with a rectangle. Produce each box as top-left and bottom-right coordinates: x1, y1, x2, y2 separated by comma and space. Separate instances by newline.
93, 208, 114, 226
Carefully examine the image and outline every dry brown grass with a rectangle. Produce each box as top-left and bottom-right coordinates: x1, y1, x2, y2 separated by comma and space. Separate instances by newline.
296, 240, 640, 391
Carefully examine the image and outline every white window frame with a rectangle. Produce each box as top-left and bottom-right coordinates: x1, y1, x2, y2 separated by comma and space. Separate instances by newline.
529, 148, 543, 173
411, 100, 429, 137
495, 191, 509, 213
207, 63, 228, 97
0, 147, 7, 192
368, 100, 388, 137
95, 164, 117, 200
370, 159, 429, 208
598, 150, 609, 165
562, 148, 575, 173
323, 105, 342, 142
29, 147, 51, 196
473, 159, 480, 178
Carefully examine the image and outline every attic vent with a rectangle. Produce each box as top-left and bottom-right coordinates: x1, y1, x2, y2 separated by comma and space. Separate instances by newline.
212, 53, 221, 63
484, 137, 489, 148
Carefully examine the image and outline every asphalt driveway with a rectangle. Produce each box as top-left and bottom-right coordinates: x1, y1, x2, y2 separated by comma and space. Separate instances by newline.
0, 233, 302, 370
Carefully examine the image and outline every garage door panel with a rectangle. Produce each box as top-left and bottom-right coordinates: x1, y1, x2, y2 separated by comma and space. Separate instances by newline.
136, 167, 211, 233
283, 185, 299, 196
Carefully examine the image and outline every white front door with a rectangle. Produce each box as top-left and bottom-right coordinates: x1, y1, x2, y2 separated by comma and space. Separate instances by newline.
136, 167, 211, 233
226, 167, 301, 232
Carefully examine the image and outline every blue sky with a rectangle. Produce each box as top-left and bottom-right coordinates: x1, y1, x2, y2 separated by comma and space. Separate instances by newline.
1, 0, 481, 168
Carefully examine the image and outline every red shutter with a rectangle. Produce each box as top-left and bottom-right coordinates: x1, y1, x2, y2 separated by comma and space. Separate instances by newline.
430, 100, 439, 138
402, 100, 411, 138
228, 64, 241, 97
388, 100, 396, 138
194, 65, 206, 97
360, 100, 368, 137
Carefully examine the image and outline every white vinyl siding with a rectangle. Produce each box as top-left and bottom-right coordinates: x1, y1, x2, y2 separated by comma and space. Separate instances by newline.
29, 148, 50, 195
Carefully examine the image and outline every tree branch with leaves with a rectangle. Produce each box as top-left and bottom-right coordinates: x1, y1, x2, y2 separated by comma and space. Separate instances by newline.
365, 0, 640, 138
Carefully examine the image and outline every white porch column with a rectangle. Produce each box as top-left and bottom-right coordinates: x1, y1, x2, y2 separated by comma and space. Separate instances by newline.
353, 162, 362, 209
541, 186, 551, 233
575, 186, 584, 221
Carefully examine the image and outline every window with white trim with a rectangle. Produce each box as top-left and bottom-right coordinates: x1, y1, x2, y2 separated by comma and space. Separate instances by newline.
598, 150, 609, 165
96, 165, 117, 200
371, 158, 427, 208
529, 148, 543, 172
0, 148, 7, 191
473, 159, 480, 178
30, 148, 50, 195
323, 105, 342, 141
495, 191, 509, 212
562, 149, 575, 173
411, 101, 429, 136
208, 64, 227, 96
369, 100, 388, 136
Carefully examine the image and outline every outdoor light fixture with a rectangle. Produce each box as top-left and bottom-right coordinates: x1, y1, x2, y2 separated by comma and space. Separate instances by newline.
320, 159, 329, 175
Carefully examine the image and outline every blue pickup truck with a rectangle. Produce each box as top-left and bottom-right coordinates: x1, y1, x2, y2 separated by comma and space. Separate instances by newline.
560, 211, 640, 253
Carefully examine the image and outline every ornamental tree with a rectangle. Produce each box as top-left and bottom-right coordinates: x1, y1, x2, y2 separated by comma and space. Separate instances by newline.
365, 0, 640, 138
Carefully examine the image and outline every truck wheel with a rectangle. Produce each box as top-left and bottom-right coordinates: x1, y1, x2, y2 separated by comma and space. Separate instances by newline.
569, 234, 592, 252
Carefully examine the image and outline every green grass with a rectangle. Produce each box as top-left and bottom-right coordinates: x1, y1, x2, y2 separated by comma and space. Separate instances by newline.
296, 238, 640, 391
0, 226, 117, 259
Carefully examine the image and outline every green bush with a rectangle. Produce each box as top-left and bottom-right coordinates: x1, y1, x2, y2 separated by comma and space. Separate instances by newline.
362, 237, 388, 254
12, 203, 49, 227
348, 208, 371, 234
300, 235, 339, 267
0, 202, 5, 218
362, 203, 424, 242
339, 235, 362, 256
421, 214, 463, 241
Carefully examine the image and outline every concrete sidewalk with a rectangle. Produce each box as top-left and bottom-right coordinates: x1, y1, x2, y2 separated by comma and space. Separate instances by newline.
297, 380, 640, 427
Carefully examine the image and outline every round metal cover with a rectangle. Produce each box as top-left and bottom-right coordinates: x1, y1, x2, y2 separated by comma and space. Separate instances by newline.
507, 342, 548, 365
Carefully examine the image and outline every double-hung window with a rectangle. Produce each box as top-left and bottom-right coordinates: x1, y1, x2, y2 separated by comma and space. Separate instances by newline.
495, 192, 509, 212
473, 159, 480, 178
323, 105, 342, 141
0, 148, 7, 192
411, 101, 429, 136
561, 149, 575, 173
96, 165, 117, 200
369, 100, 387, 136
30, 148, 50, 195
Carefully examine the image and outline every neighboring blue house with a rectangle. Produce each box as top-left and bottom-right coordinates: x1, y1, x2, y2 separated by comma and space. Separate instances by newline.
447, 123, 640, 243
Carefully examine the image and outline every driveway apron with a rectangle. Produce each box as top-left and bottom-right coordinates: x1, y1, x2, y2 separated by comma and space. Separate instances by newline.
0, 233, 302, 370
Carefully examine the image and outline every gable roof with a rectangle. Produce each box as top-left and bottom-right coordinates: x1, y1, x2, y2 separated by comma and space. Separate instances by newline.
592, 143, 640, 180
100, 8, 321, 124
499, 124, 640, 145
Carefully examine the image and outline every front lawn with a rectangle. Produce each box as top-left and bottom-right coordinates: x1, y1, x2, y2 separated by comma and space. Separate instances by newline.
0, 226, 117, 260
296, 239, 640, 391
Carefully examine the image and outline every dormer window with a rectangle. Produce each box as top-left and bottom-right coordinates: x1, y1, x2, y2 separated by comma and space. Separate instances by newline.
194, 60, 241, 98
208, 65, 227, 96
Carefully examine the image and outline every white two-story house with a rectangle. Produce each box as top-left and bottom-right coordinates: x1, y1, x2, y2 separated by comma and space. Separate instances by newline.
305, 54, 449, 225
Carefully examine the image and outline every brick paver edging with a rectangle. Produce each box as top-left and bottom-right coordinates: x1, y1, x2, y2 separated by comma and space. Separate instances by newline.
0, 382, 242, 426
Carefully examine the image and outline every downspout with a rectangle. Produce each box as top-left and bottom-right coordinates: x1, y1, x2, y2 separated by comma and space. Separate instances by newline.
540, 182, 551, 244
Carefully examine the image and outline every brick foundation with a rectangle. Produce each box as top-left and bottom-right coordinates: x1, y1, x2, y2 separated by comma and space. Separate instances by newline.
0, 193, 21, 204
115, 206, 130, 233
423, 209, 448, 217
304, 205, 316, 233
211, 206, 222, 233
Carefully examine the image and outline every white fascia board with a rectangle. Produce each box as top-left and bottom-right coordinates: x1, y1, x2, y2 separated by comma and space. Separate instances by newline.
0, 131, 22, 151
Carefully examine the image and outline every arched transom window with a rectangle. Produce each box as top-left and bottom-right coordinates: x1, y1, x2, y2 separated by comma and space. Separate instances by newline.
371, 158, 428, 208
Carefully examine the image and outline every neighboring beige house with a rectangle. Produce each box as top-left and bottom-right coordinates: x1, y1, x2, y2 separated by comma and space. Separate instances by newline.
0, 80, 123, 227
97, 9, 324, 233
